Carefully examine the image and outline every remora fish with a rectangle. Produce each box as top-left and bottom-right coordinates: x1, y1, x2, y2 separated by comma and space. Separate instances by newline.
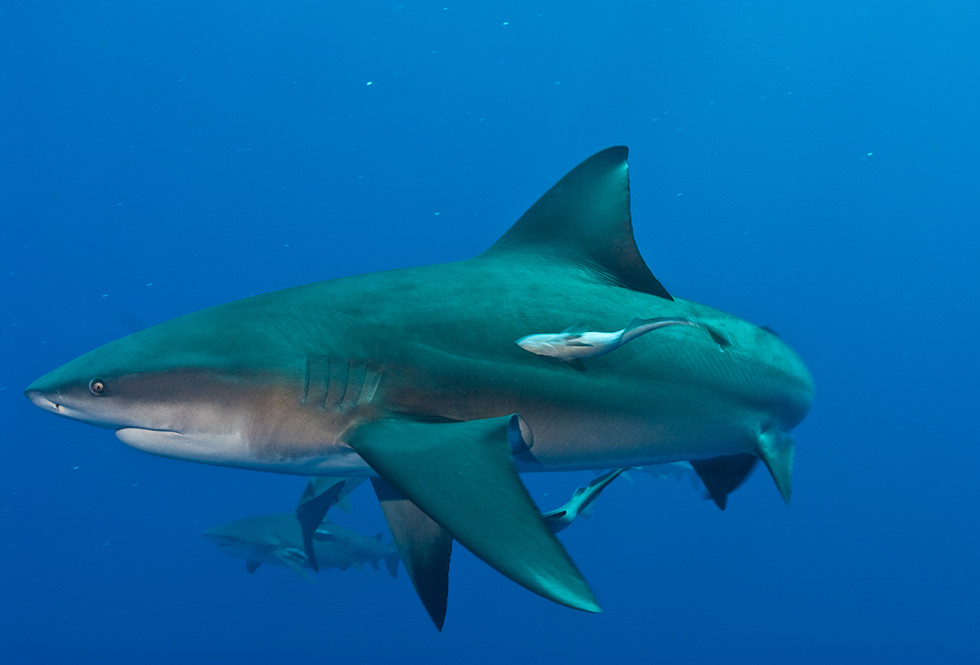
541, 468, 626, 533
516, 317, 702, 361
25, 147, 814, 629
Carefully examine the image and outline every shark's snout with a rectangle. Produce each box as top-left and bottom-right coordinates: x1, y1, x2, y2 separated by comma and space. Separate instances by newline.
25, 377, 125, 431
201, 530, 231, 546
25, 388, 60, 414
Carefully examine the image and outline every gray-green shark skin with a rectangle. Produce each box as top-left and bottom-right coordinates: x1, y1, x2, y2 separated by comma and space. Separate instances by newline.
25, 147, 814, 629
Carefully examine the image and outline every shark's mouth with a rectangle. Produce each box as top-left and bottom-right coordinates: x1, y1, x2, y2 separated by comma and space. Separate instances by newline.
115, 427, 184, 445
25, 390, 119, 429
25, 390, 61, 414
114, 427, 262, 469
115, 427, 196, 460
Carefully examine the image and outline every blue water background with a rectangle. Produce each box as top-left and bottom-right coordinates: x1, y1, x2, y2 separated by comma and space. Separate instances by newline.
3, 2, 978, 663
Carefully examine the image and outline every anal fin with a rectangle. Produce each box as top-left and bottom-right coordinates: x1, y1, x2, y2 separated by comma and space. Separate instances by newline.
690, 453, 758, 510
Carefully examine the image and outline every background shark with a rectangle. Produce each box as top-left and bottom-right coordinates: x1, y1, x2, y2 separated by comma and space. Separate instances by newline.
204, 514, 400, 580
25, 147, 813, 628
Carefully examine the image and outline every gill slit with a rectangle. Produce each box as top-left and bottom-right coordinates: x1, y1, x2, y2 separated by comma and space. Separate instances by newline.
304, 355, 382, 413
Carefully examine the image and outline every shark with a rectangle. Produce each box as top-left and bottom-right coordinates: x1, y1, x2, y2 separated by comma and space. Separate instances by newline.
204, 513, 400, 580
24, 146, 814, 629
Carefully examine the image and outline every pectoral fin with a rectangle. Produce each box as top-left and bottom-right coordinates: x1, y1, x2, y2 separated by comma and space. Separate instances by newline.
371, 476, 453, 630
295, 479, 346, 572
349, 415, 600, 619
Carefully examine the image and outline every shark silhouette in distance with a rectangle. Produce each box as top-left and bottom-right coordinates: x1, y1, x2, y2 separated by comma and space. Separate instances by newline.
204, 513, 400, 580
634, 461, 704, 490
25, 147, 814, 629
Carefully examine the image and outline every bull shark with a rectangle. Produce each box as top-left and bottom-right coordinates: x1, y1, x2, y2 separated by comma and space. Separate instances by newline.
24, 147, 814, 629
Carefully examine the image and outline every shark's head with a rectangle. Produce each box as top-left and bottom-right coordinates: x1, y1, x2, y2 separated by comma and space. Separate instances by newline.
202, 514, 309, 568
748, 322, 814, 431
202, 522, 264, 556
24, 300, 349, 473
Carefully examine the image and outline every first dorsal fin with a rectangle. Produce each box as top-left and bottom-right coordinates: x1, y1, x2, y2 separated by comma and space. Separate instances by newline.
482, 146, 672, 300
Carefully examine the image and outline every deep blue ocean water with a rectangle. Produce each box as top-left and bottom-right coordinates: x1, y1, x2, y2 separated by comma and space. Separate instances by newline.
3, 2, 978, 663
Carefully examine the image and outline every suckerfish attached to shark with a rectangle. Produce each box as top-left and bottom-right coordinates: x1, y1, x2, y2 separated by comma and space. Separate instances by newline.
516, 316, 716, 362
24, 147, 814, 629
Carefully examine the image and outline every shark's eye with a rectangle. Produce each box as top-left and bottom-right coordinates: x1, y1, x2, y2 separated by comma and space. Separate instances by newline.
89, 379, 106, 396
